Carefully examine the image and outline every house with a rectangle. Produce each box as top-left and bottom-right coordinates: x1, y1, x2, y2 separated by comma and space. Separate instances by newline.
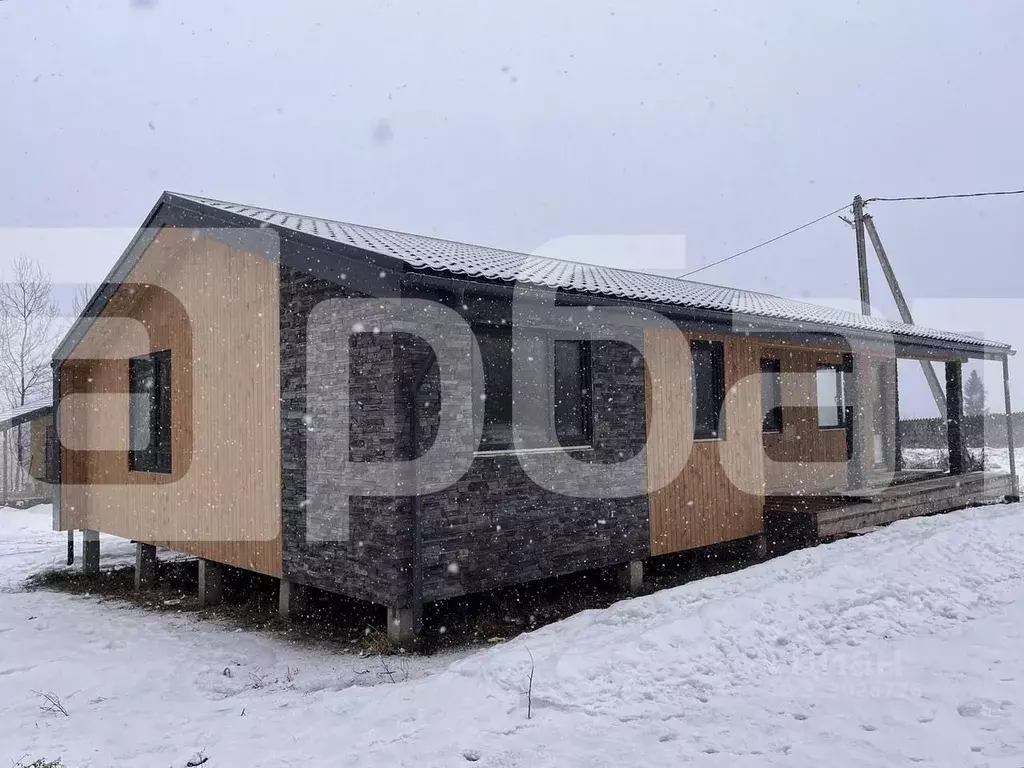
52, 192, 1017, 644
0, 398, 54, 508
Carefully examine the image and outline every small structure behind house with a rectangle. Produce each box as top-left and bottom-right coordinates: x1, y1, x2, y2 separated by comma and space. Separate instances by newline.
0, 398, 54, 508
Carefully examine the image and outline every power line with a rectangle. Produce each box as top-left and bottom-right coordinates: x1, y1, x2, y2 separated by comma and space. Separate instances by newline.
680, 186, 1024, 279
867, 188, 1024, 203
680, 203, 851, 278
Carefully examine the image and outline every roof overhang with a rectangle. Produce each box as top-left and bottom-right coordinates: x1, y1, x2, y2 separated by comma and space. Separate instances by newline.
0, 401, 53, 431
52, 192, 1014, 367
401, 270, 1011, 362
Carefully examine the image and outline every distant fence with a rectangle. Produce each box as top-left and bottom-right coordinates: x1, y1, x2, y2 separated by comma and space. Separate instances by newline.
900, 411, 1024, 449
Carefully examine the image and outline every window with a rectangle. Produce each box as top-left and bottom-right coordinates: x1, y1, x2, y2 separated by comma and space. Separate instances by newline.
474, 327, 593, 451
816, 363, 847, 429
761, 357, 783, 433
553, 340, 592, 446
129, 350, 172, 473
691, 340, 725, 439
476, 328, 514, 449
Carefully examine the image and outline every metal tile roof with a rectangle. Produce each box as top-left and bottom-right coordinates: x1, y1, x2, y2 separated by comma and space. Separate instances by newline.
174, 194, 1008, 353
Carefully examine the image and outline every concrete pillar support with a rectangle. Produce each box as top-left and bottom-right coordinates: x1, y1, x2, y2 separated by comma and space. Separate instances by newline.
386, 606, 416, 647
198, 559, 223, 608
135, 543, 157, 590
278, 579, 308, 619
746, 533, 768, 562
617, 560, 644, 594
82, 530, 100, 576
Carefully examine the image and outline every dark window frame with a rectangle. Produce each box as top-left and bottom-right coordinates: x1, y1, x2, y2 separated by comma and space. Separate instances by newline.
691, 339, 726, 441
816, 362, 848, 430
760, 357, 783, 434
128, 349, 172, 474
474, 326, 594, 452
553, 338, 594, 448
475, 325, 515, 451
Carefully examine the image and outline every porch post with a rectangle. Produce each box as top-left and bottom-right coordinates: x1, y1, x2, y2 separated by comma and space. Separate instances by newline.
893, 360, 903, 472
946, 361, 966, 475
2, 430, 8, 506
1002, 354, 1019, 500
876, 358, 898, 475
845, 353, 871, 490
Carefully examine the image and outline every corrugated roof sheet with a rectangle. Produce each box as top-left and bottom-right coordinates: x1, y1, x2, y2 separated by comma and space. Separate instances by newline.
174, 194, 1009, 352
0, 399, 52, 431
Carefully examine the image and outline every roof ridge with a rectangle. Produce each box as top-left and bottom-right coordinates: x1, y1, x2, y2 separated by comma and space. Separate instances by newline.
162, 192, 1009, 353
168, 192, 838, 310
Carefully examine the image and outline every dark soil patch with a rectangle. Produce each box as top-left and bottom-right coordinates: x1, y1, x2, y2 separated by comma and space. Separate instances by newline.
26, 536, 774, 655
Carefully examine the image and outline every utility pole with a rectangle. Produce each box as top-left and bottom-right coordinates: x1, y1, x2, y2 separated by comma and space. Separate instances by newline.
853, 195, 871, 315
862, 214, 947, 416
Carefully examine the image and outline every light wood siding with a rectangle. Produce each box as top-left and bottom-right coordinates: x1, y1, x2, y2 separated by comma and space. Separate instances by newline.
58, 229, 282, 576
645, 329, 764, 556
761, 346, 849, 493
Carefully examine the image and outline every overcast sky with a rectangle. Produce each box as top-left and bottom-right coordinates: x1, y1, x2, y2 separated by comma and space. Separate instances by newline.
2, 0, 1022, 416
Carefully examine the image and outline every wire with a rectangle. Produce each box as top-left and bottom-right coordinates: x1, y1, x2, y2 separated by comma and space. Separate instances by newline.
679, 203, 851, 278
679, 186, 1024, 279
867, 188, 1024, 203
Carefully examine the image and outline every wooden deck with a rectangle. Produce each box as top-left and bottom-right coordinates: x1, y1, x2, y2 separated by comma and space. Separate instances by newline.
765, 471, 1013, 543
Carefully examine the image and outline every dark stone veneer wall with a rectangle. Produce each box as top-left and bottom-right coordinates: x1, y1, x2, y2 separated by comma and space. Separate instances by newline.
281, 263, 650, 608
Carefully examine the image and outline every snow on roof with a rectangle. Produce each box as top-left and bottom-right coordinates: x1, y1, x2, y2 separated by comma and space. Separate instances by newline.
0, 399, 52, 431
172, 193, 1009, 353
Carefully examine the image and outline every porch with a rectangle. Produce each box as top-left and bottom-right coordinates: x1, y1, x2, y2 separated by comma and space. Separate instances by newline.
765, 469, 1014, 543
760, 344, 1019, 544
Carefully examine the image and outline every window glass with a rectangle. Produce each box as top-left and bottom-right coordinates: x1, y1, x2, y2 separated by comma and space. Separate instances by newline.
554, 340, 591, 445
476, 328, 514, 449
474, 329, 593, 450
816, 364, 847, 428
129, 350, 172, 473
692, 340, 725, 439
761, 358, 783, 433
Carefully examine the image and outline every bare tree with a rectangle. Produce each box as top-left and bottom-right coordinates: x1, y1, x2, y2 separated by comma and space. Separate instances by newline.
0, 257, 60, 408
69, 282, 96, 318
0, 257, 61, 470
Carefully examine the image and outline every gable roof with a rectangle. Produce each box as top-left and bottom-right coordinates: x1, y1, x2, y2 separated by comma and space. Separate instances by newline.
53, 191, 1011, 363
172, 193, 1009, 355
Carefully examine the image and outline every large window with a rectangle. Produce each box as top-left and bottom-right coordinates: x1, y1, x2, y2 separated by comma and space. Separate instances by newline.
129, 350, 172, 473
816, 363, 847, 429
691, 340, 726, 440
475, 327, 592, 450
761, 357, 783, 433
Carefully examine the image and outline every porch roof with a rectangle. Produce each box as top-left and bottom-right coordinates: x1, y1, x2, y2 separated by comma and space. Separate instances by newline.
0, 399, 52, 431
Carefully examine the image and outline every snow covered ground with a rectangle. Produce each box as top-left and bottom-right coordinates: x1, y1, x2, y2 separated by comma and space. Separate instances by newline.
4, 503, 1024, 767
902, 445, 1024, 476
